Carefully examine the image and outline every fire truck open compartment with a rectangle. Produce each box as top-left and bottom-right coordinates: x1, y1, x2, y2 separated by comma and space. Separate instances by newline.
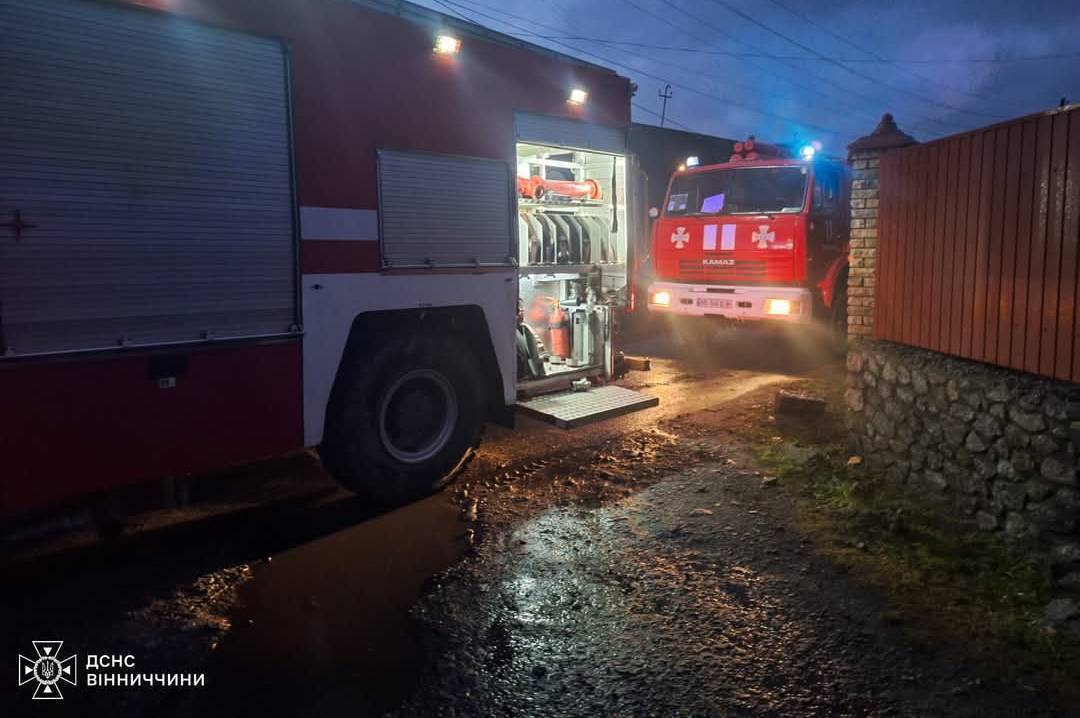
515, 141, 628, 389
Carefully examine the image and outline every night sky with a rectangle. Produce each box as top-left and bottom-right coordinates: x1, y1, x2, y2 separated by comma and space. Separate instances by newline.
414, 0, 1080, 152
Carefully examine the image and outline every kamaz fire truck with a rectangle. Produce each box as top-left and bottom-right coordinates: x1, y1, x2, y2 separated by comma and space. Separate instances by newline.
0, 0, 656, 516
645, 138, 850, 340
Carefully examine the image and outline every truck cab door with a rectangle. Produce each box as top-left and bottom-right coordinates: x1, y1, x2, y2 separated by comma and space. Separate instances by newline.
808, 163, 845, 289
625, 154, 648, 312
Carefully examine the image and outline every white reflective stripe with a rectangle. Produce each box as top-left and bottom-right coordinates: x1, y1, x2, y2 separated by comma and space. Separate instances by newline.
300, 206, 378, 241
721, 224, 737, 250
702, 224, 717, 250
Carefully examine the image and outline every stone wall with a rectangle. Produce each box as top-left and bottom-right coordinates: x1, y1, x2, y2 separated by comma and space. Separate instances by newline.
845, 339, 1080, 588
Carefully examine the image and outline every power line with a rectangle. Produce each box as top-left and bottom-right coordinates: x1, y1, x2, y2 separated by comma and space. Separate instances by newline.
448, 0, 842, 129
762, 0, 994, 105
526, 29, 867, 138
632, 100, 694, 131
437, 0, 860, 139
701, 0, 1005, 120
444, 0, 952, 140
624, 0, 934, 134
536, 35, 1080, 66
622, 0, 965, 135
429, 0, 473, 22
534, 35, 818, 59
839, 52, 1080, 65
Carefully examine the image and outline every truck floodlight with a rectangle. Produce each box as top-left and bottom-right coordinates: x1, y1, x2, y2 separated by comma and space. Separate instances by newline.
686, 155, 699, 167
434, 35, 461, 55
799, 144, 816, 160
568, 88, 588, 105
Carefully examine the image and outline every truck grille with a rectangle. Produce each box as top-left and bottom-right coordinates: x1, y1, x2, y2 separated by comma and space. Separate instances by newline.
677, 257, 785, 282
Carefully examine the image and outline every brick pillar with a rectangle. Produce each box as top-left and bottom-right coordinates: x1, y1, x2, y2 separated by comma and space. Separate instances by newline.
846, 114, 916, 338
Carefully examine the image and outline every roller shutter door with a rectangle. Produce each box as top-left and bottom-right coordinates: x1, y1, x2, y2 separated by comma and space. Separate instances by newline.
514, 112, 627, 154
378, 150, 514, 269
0, 0, 296, 357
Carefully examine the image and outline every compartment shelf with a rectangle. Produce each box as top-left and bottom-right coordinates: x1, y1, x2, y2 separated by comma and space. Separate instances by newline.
519, 263, 625, 276
518, 199, 607, 211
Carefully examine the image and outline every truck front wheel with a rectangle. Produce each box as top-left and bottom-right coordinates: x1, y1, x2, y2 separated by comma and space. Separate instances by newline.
321, 333, 484, 507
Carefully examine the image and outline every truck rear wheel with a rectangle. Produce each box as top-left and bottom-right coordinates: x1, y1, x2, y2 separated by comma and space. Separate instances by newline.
321, 333, 484, 507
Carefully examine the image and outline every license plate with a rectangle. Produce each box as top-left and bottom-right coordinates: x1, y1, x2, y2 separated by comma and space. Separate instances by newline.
696, 298, 733, 309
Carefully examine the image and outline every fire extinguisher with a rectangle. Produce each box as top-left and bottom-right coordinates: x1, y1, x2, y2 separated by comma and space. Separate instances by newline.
548, 305, 571, 360
527, 295, 557, 347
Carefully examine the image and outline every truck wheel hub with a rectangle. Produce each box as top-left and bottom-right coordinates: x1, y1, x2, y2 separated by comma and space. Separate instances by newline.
378, 369, 457, 464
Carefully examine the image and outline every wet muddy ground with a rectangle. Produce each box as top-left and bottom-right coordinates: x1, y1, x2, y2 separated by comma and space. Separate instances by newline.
2, 325, 1071, 716
397, 430, 1060, 717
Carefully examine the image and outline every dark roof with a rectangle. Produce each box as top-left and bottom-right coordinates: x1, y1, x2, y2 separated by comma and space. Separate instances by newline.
630, 122, 737, 145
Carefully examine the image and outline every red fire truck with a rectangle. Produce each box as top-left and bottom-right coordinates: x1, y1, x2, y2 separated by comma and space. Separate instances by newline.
645, 138, 849, 339
0, 0, 656, 515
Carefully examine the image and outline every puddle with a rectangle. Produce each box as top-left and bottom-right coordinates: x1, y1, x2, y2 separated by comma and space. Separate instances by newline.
193, 492, 467, 717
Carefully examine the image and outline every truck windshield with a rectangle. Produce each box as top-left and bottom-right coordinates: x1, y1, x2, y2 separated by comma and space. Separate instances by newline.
665, 166, 808, 216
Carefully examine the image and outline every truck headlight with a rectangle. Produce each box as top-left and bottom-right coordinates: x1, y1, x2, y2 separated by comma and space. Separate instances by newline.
764, 298, 798, 315
650, 290, 671, 307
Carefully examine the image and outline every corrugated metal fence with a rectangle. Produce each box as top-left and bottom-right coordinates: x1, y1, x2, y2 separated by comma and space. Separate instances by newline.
875, 105, 1080, 383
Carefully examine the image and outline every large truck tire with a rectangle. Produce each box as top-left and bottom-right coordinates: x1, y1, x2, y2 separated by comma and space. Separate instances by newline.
321, 333, 484, 507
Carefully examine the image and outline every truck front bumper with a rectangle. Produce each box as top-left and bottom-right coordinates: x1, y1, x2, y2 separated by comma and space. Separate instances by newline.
646, 281, 812, 324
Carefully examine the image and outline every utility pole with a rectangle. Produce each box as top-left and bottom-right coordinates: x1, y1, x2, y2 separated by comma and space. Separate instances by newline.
658, 84, 673, 128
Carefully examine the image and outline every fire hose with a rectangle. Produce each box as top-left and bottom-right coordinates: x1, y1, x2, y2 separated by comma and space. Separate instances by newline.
517, 175, 602, 200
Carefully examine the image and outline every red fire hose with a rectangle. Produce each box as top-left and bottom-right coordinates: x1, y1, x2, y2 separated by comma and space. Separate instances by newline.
517, 175, 602, 200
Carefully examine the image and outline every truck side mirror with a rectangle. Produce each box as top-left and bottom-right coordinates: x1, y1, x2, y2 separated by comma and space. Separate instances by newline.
648, 207, 659, 219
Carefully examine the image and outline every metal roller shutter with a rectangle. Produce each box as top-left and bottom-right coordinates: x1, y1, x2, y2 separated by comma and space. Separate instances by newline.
514, 112, 627, 154
378, 150, 514, 269
0, 0, 296, 357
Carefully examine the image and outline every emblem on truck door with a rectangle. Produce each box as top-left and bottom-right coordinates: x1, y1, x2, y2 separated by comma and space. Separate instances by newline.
671, 226, 689, 249
752, 224, 775, 249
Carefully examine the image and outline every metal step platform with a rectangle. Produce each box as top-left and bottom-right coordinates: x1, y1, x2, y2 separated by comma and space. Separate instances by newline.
516, 385, 659, 429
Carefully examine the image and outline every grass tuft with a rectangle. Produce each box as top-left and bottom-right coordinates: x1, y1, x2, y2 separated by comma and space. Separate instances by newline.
756, 443, 1080, 697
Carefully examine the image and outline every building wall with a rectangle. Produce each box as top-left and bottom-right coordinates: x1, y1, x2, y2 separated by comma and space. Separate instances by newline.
629, 123, 736, 212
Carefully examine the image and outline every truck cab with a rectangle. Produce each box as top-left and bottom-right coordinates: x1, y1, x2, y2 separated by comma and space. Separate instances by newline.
646, 143, 849, 328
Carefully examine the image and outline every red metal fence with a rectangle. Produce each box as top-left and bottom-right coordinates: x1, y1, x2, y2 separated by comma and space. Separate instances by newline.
875, 105, 1080, 383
